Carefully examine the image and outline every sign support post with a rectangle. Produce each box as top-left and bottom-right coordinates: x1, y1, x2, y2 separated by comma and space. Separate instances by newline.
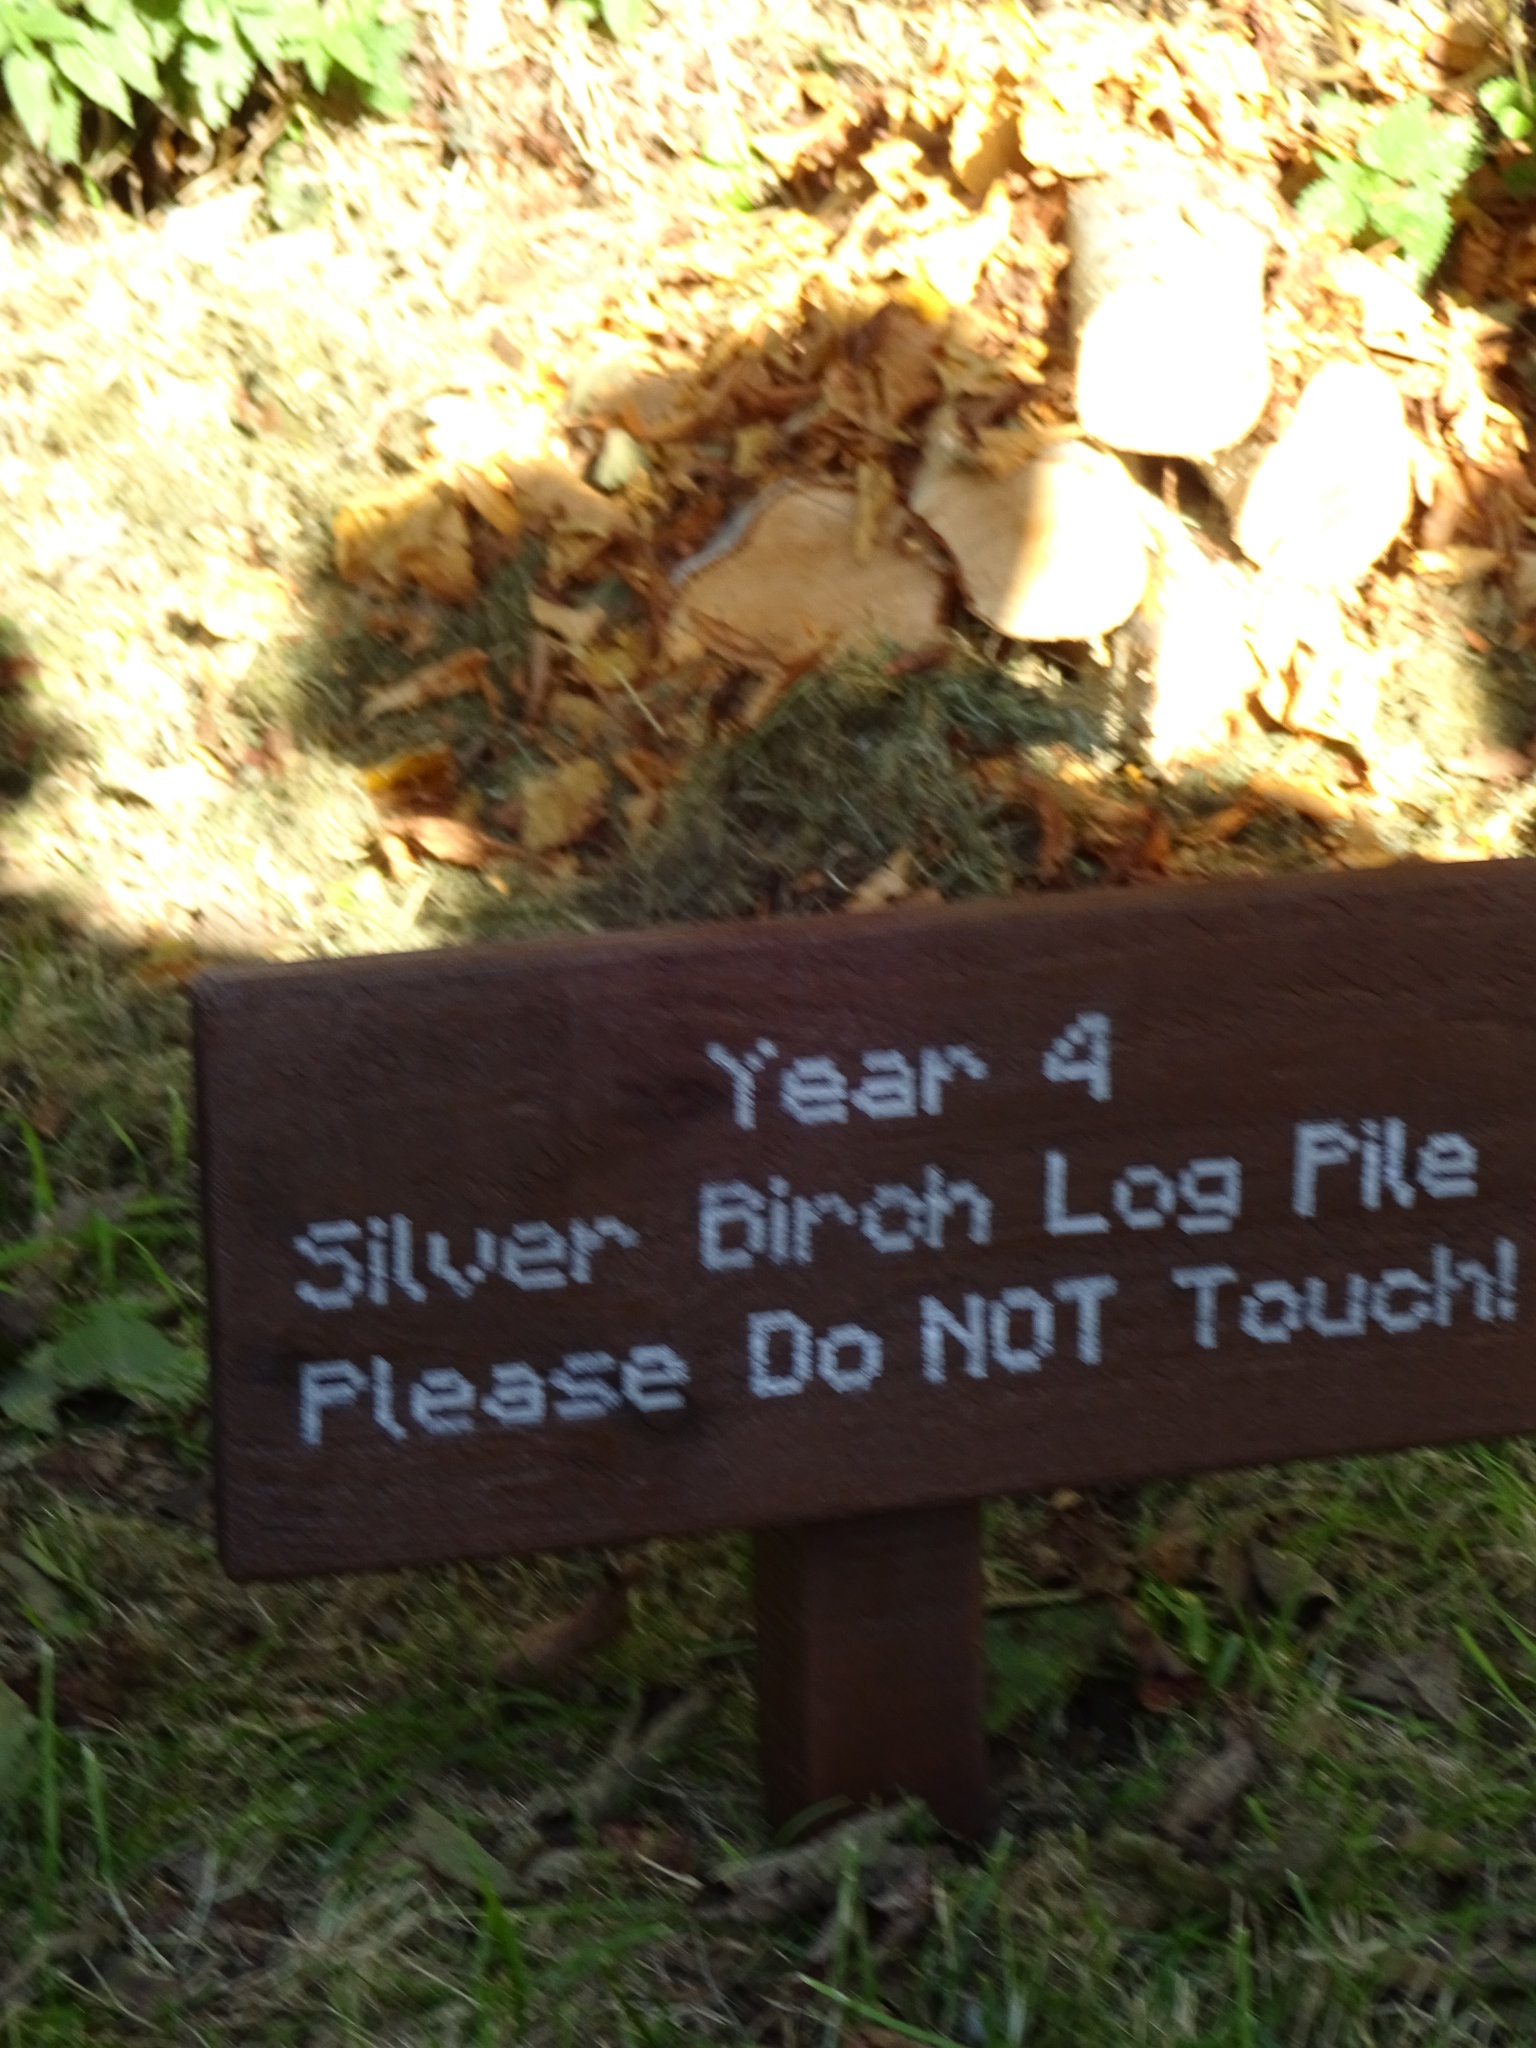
753, 1503, 989, 1836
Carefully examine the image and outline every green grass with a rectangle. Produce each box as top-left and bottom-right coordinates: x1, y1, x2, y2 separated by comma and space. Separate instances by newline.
5, 660, 1536, 2042
6, 1138, 1536, 2044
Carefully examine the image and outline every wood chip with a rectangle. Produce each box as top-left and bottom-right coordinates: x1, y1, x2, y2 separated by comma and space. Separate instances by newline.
664, 483, 944, 674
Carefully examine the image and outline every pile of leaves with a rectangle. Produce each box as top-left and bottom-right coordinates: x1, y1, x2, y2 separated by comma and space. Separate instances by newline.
316, 5, 1536, 910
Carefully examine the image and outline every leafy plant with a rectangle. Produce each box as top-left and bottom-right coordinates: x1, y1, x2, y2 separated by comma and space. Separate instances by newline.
1, 1300, 202, 1431
1480, 72, 1534, 142
559, 0, 645, 43
0, 0, 412, 166
1295, 91, 1484, 288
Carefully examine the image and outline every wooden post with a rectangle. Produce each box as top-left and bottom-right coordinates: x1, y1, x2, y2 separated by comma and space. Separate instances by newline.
753, 1502, 989, 1838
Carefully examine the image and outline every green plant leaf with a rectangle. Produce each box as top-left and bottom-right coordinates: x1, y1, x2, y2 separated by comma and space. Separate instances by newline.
1314, 88, 1365, 128
1362, 96, 1480, 195
235, 3, 285, 69
1479, 74, 1522, 118
14, 3, 88, 43
1368, 186, 1454, 285
93, 19, 159, 98
986, 1607, 1118, 1734
43, 66, 77, 156
78, 0, 161, 89
1294, 169, 1370, 240
598, 0, 645, 39
180, 0, 228, 37
180, 25, 254, 121
52, 26, 133, 121
322, 15, 377, 82
359, 59, 409, 113
1360, 94, 1438, 178
1420, 111, 1481, 193
291, 26, 330, 92
134, 0, 179, 61
1314, 149, 1370, 195
1, 44, 53, 148
52, 1302, 202, 1406
0, 1347, 63, 1431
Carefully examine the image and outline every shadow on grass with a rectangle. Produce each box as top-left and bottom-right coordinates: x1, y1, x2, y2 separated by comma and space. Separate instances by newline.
9, 211, 1536, 2045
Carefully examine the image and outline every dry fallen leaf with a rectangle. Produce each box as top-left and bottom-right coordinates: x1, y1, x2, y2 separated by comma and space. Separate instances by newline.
394, 813, 517, 868
846, 848, 915, 912
974, 764, 1077, 885
1247, 1542, 1336, 1626
1141, 1499, 1204, 1586
1036, 1494, 1133, 1597
334, 474, 478, 604
500, 459, 628, 541
376, 828, 417, 882
1410, 546, 1504, 583
519, 757, 609, 854
612, 746, 673, 795
1160, 1731, 1259, 1846
456, 463, 523, 536
362, 601, 440, 656
497, 1564, 639, 1686
702, 1804, 923, 1925
1073, 793, 1170, 884
544, 1692, 711, 1832
1352, 1644, 1463, 1725
403, 1805, 521, 1900
529, 595, 607, 653
364, 743, 461, 814
1247, 770, 1353, 828
1179, 799, 1261, 849
1112, 1598, 1204, 1713
547, 690, 608, 748
362, 647, 495, 722
950, 89, 1021, 196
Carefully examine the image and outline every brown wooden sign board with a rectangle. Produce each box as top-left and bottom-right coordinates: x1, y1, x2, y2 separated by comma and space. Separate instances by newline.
196, 860, 1536, 1833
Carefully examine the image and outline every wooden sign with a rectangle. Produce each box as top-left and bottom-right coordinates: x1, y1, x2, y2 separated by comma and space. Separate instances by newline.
196, 859, 1536, 1831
